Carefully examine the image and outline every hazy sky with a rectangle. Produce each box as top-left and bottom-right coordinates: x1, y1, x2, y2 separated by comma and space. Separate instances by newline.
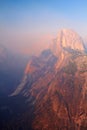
0, 0, 87, 55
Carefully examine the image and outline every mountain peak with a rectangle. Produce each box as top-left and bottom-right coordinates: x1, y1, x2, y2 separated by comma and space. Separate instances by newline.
59, 29, 85, 49
50, 29, 85, 56
10, 29, 87, 130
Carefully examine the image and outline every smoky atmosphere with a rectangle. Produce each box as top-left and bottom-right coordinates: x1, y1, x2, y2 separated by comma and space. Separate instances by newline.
0, 0, 87, 130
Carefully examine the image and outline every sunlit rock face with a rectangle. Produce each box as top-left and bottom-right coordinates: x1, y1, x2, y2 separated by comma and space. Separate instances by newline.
10, 29, 87, 130
50, 29, 85, 56
50, 29, 86, 70
58, 29, 84, 50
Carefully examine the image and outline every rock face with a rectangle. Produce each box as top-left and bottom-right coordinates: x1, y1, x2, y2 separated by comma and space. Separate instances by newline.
50, 29, 85, 56
11, 29, 87, 130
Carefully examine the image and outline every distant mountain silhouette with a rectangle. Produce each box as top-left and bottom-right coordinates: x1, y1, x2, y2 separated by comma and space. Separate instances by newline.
0, 44, 28, 95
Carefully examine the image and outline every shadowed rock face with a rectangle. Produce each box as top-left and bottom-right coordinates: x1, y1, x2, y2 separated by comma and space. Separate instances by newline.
11, 29, 87, 130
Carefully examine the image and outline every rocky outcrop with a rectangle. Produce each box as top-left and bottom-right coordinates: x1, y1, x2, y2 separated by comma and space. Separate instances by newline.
11, 29, 87, 130
50, 29, 85, 56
